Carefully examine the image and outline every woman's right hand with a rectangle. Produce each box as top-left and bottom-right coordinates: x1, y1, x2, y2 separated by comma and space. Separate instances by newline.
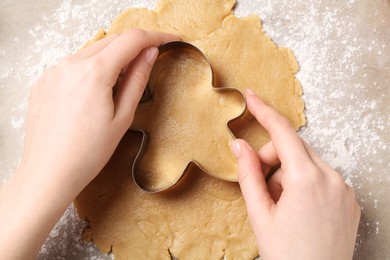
231, 89, 361, 260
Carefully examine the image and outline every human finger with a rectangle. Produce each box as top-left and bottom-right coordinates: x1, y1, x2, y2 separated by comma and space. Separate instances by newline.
231, 139, 274, 226
73, 34, 119, 59
301, 141, 354, 194
302, 141, 338, 174
258, 141, 280, 166
245, 89, 310, 170
113, 47, 159, 128
95, 29, 179, 74
256, 141, 280, 179
266, 168, 283, 203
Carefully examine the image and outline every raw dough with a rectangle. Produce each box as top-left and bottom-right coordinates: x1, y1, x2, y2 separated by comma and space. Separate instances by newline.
75, 0, 305, 259
75, 132, 258, 259
191, 15, 305, 149
132, 47, 244, 191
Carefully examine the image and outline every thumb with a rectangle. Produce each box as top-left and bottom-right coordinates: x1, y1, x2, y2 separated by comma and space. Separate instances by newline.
231, 139, 274, 226
114, 47, 159, 126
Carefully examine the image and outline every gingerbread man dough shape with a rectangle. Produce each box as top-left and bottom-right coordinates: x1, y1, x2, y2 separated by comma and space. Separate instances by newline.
131, 42, 246, 192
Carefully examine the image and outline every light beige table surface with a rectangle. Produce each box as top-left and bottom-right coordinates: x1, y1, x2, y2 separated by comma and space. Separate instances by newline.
1, 0, 389, 259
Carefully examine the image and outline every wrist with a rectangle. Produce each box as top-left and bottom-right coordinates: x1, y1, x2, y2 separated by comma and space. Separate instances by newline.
0, 166, 70, 258
17, 156, 89, 202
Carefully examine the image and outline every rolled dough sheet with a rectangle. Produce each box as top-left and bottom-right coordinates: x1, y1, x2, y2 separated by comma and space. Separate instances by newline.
75, 132, 258, 259
75, 0, 305, 259
132, 48, 244, 191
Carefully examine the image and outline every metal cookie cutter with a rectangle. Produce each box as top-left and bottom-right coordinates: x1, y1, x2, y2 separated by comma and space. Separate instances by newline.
131, 41, 247, 193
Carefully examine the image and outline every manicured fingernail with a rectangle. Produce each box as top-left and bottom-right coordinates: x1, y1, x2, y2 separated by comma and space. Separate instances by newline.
145, 47, 159, 65
245, 89, 257, 96
230, 140, 241, 158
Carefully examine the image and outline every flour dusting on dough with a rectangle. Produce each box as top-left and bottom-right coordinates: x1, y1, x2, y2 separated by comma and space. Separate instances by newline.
1, 0, 389, 259
235, 1, 390, 251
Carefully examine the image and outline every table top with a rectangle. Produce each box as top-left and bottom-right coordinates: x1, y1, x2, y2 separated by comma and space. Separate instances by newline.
1, 0, 389, 259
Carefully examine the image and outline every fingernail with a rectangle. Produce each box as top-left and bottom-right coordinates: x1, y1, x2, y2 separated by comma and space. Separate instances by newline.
145, 47, 159, 65
230, 140, 241, 158
245, 89, 257, 96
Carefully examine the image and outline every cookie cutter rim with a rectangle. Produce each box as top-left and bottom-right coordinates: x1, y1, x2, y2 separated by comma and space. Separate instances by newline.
131, 41, 248, 193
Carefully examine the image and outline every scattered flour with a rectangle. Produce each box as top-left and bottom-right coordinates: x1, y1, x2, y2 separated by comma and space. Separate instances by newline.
235, 1, 389, 257
1, 0, 389, 259
10, 116, 24, 129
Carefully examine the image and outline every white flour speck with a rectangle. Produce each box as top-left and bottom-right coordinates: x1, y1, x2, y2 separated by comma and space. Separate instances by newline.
1, 0, 389, 258
10, 117, 24, 130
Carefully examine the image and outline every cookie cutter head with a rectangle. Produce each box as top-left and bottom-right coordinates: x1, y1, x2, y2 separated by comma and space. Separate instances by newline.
132, 41, 246, 193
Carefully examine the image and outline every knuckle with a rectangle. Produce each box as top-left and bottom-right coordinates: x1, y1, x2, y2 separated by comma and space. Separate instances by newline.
275, 115, 293, 129
85, 58, 107, 83
288, 164, 322, 187
258, 110, 273, 129
131, 69, 149, 89
237, 165, 251, 184
88, 56, 104, 70
330, 172, 347, 190
262, 110, 292, 133
346, 183, 359, 201
62, 55, 77, 64
326, 172, 355, 200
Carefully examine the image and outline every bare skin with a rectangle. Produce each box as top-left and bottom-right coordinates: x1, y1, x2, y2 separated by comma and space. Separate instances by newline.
0, 30, 360, 259
231, 89, 361, 260
0, 29, 179, 259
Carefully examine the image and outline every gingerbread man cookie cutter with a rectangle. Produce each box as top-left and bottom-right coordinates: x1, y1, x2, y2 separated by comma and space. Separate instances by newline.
131, 41, 248, 193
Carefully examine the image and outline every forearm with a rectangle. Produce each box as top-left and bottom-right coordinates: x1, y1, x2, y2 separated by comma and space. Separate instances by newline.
0, 166, 75, 259
0, 30, 177, 259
